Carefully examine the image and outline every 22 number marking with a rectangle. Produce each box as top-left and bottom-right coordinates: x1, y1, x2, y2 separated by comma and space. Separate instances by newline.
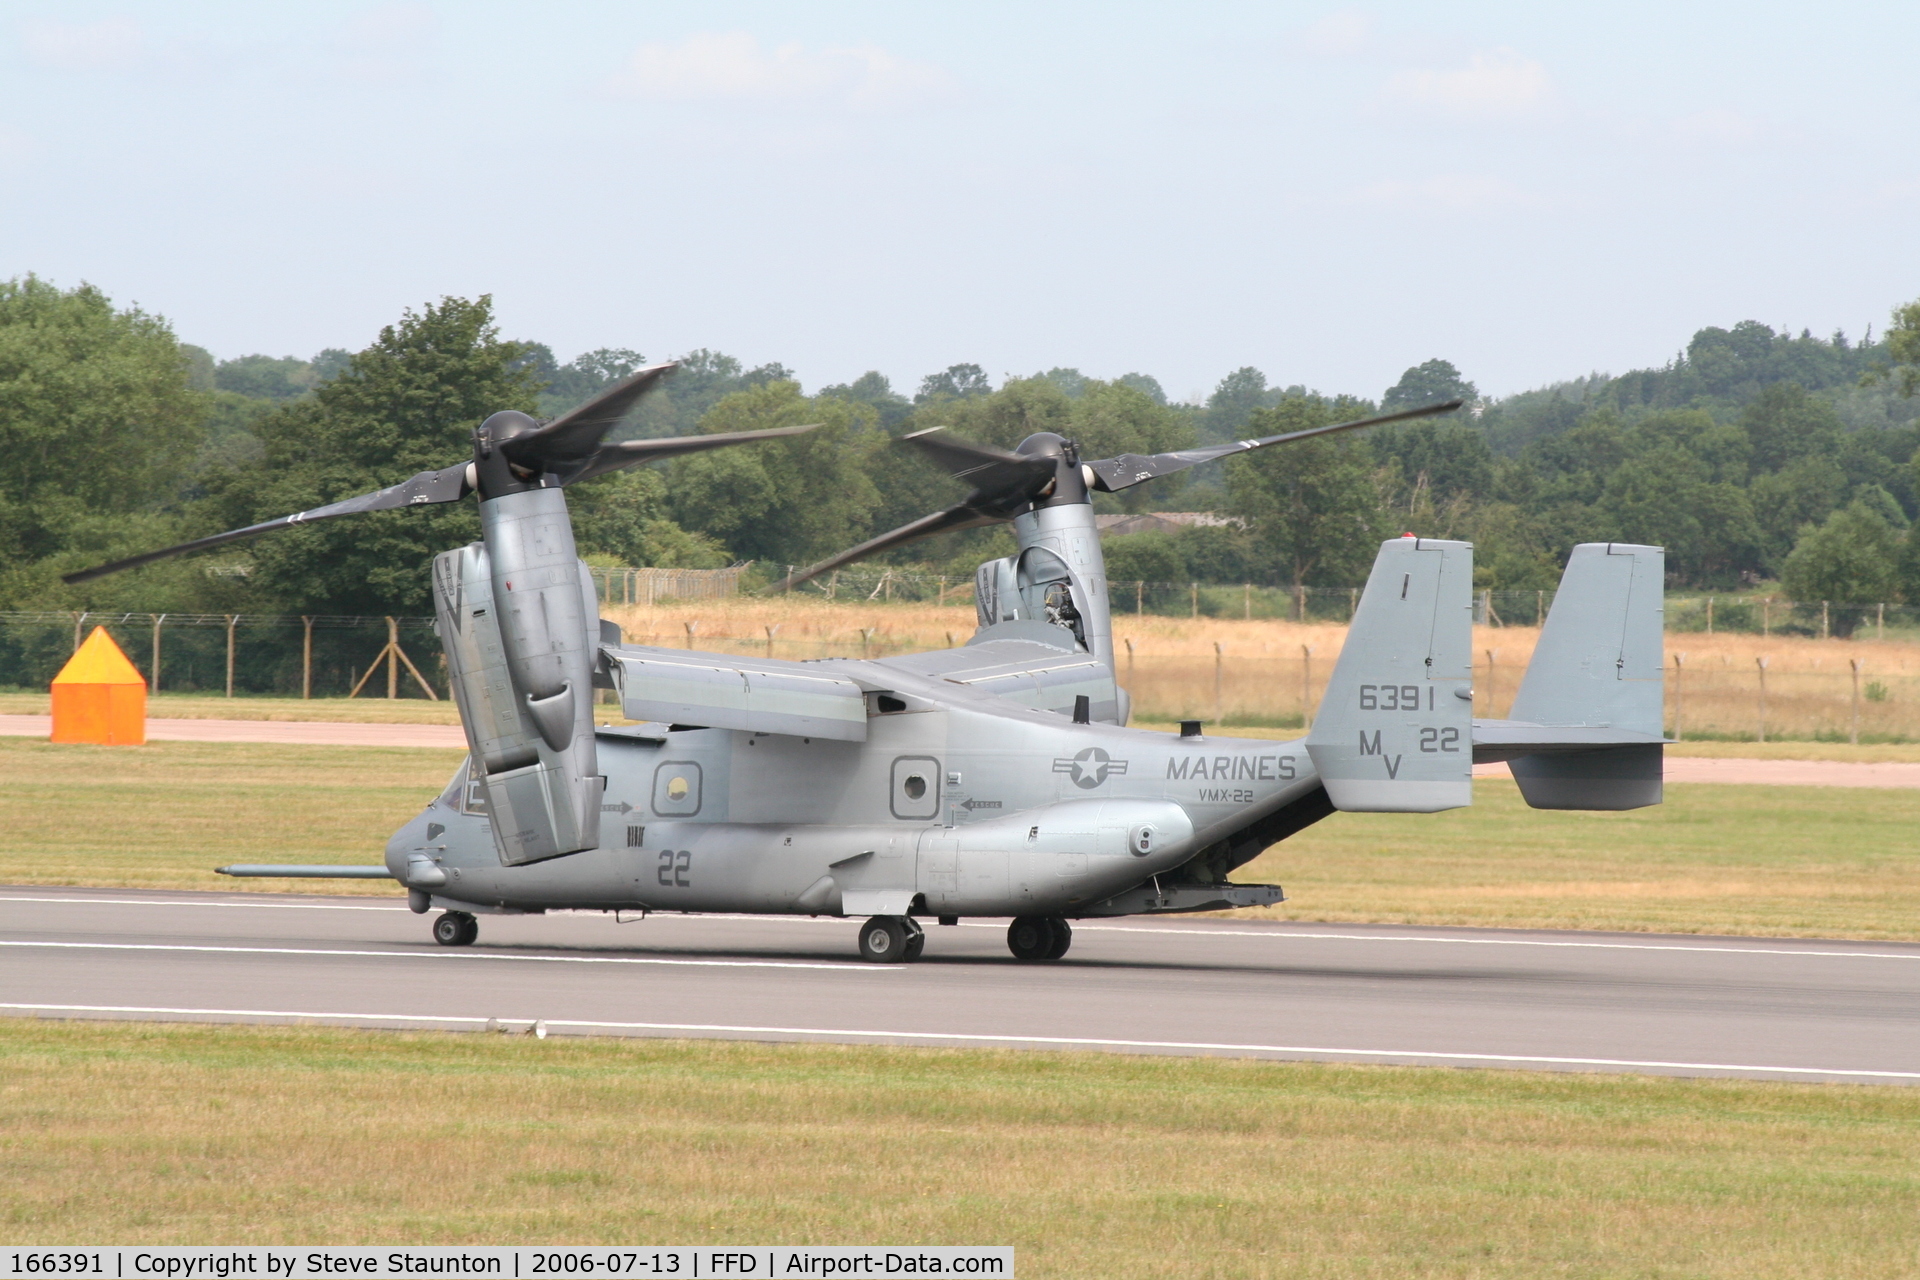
657, 850, 691, 887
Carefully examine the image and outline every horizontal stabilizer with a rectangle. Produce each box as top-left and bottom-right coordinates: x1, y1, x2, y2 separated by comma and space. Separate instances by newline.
1307, 537, 1474, 812
1499, 542, 1666, 810
1470, 721, 1666, 762
607, 648, 868, 741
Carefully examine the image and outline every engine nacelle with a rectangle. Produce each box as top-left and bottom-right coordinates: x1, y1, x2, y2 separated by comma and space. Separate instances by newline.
433, 502, 602, 866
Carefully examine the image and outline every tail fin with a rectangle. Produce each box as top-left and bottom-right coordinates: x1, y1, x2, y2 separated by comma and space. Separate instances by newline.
1478, 542, 1665, 810
1306, 537, 1474, 812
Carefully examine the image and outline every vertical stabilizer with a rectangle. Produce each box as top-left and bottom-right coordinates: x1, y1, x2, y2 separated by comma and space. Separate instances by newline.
1306, 537, 1474, 812
1499, 542, 1665, 810
1510, 543, 1664, 734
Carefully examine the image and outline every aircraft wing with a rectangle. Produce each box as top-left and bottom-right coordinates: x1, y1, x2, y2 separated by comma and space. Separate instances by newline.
603, 648, 869, 742
877, 640, 1118, 720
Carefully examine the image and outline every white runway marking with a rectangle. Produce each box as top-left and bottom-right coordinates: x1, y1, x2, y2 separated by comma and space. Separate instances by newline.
3, 1001, 1914, 1080
0, 940, 892, 973
1060, 924, 1920, 962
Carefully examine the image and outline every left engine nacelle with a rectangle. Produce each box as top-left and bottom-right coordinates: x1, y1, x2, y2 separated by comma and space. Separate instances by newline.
433, 507, 603, 866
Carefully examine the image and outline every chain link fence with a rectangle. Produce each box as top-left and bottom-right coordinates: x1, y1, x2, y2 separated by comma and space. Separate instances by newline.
0, 612, 445, 699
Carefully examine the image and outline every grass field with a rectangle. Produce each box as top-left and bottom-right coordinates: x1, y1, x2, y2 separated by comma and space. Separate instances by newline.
3, 736, 1917, 937
0, 737, 464, 893
3, 1021, 1917, 1276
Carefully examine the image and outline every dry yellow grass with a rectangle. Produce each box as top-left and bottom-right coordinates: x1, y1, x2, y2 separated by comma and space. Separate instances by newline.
607, 598, 1920, 739
9, 597, 1914, 738
5, 1020, 1919, 1277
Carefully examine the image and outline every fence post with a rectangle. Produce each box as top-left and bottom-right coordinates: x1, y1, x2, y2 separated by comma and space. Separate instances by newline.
1300, 644, 1314, 729
1125, 637, 1134, 677
1821, 601, 1830, 640
1484, 649, 1496, 716
1672, 653, 1684, 742
765, 625, 779, 658
1756, 656, 1768, 743
937, 578, 946, 608
386, 616, 399, 698
1190, 582, 1198, 619
150, 614, 165, 694
1850, 658, 1862, 746
1213, 642, 1223, 722
1350, 588, 1359, 622
1135, 581, 1143, 615
1707, 597, 1715, 635
861, 627, 876, 659
683, 621, 699, 649
72, 611, 87, 653
1293, 583, 1305, 622
1536, 590, 1544, 626
225, 615, 239, 697
1878, 603, 1885, 641
302, 616, 314, 700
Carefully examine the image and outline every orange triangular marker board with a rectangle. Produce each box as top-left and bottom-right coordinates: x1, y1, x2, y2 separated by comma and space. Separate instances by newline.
51, 626, 148, 744
53, 626, 148, 686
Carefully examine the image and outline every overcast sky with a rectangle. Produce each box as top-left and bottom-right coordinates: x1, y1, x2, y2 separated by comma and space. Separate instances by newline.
3, 2, 1915, 403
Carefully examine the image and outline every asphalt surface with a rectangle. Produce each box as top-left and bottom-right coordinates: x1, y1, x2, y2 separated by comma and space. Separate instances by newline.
5, 885, 1918, 1083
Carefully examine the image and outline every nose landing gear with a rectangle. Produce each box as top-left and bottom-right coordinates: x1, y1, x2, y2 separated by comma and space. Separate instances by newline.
1007, 915, 1071, 961
432, 910, 478, 947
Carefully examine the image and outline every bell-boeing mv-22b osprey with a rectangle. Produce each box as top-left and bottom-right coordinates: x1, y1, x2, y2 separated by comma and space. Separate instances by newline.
69, 364, 1668, 963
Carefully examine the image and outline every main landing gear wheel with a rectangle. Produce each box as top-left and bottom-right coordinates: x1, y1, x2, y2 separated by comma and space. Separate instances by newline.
1044, 916, 1072, 959
858, 915, 917, 963
1007, 915, 1058, 961
433, 911, 478, 947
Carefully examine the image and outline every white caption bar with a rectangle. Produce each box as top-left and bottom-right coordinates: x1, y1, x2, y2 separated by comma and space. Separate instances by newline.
1, 1248, 1014, 1280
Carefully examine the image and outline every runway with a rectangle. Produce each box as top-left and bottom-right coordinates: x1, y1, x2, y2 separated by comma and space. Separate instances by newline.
5, 885, 1918, 1083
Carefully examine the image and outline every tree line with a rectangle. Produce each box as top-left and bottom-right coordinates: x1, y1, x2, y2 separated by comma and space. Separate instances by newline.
3, 273, 1918, 622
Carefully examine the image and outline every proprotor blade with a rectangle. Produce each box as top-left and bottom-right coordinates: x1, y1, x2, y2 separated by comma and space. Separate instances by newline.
500, 362, 679, 471
1084, 398, 1465, 492
59, 461, 471, 585
564, 422, 821, 486
774, 504, 998, 592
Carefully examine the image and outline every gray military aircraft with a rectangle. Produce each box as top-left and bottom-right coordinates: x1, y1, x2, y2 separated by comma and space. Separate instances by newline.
69, 364, 1666, 962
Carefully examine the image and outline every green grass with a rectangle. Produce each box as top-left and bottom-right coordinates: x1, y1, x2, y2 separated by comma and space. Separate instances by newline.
4, 737, 1919, 935
1242, 779, 1920, 939
3, 1021, 1917, 1276
0, 736, 463, 892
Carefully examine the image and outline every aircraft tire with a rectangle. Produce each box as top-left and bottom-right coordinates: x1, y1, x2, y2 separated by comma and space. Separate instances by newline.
434, 911, 477, 947
1007, 915, 1056, 961
858, 915, 910, 963
1043, 917, 1072, 959
904, 927, 926, 961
